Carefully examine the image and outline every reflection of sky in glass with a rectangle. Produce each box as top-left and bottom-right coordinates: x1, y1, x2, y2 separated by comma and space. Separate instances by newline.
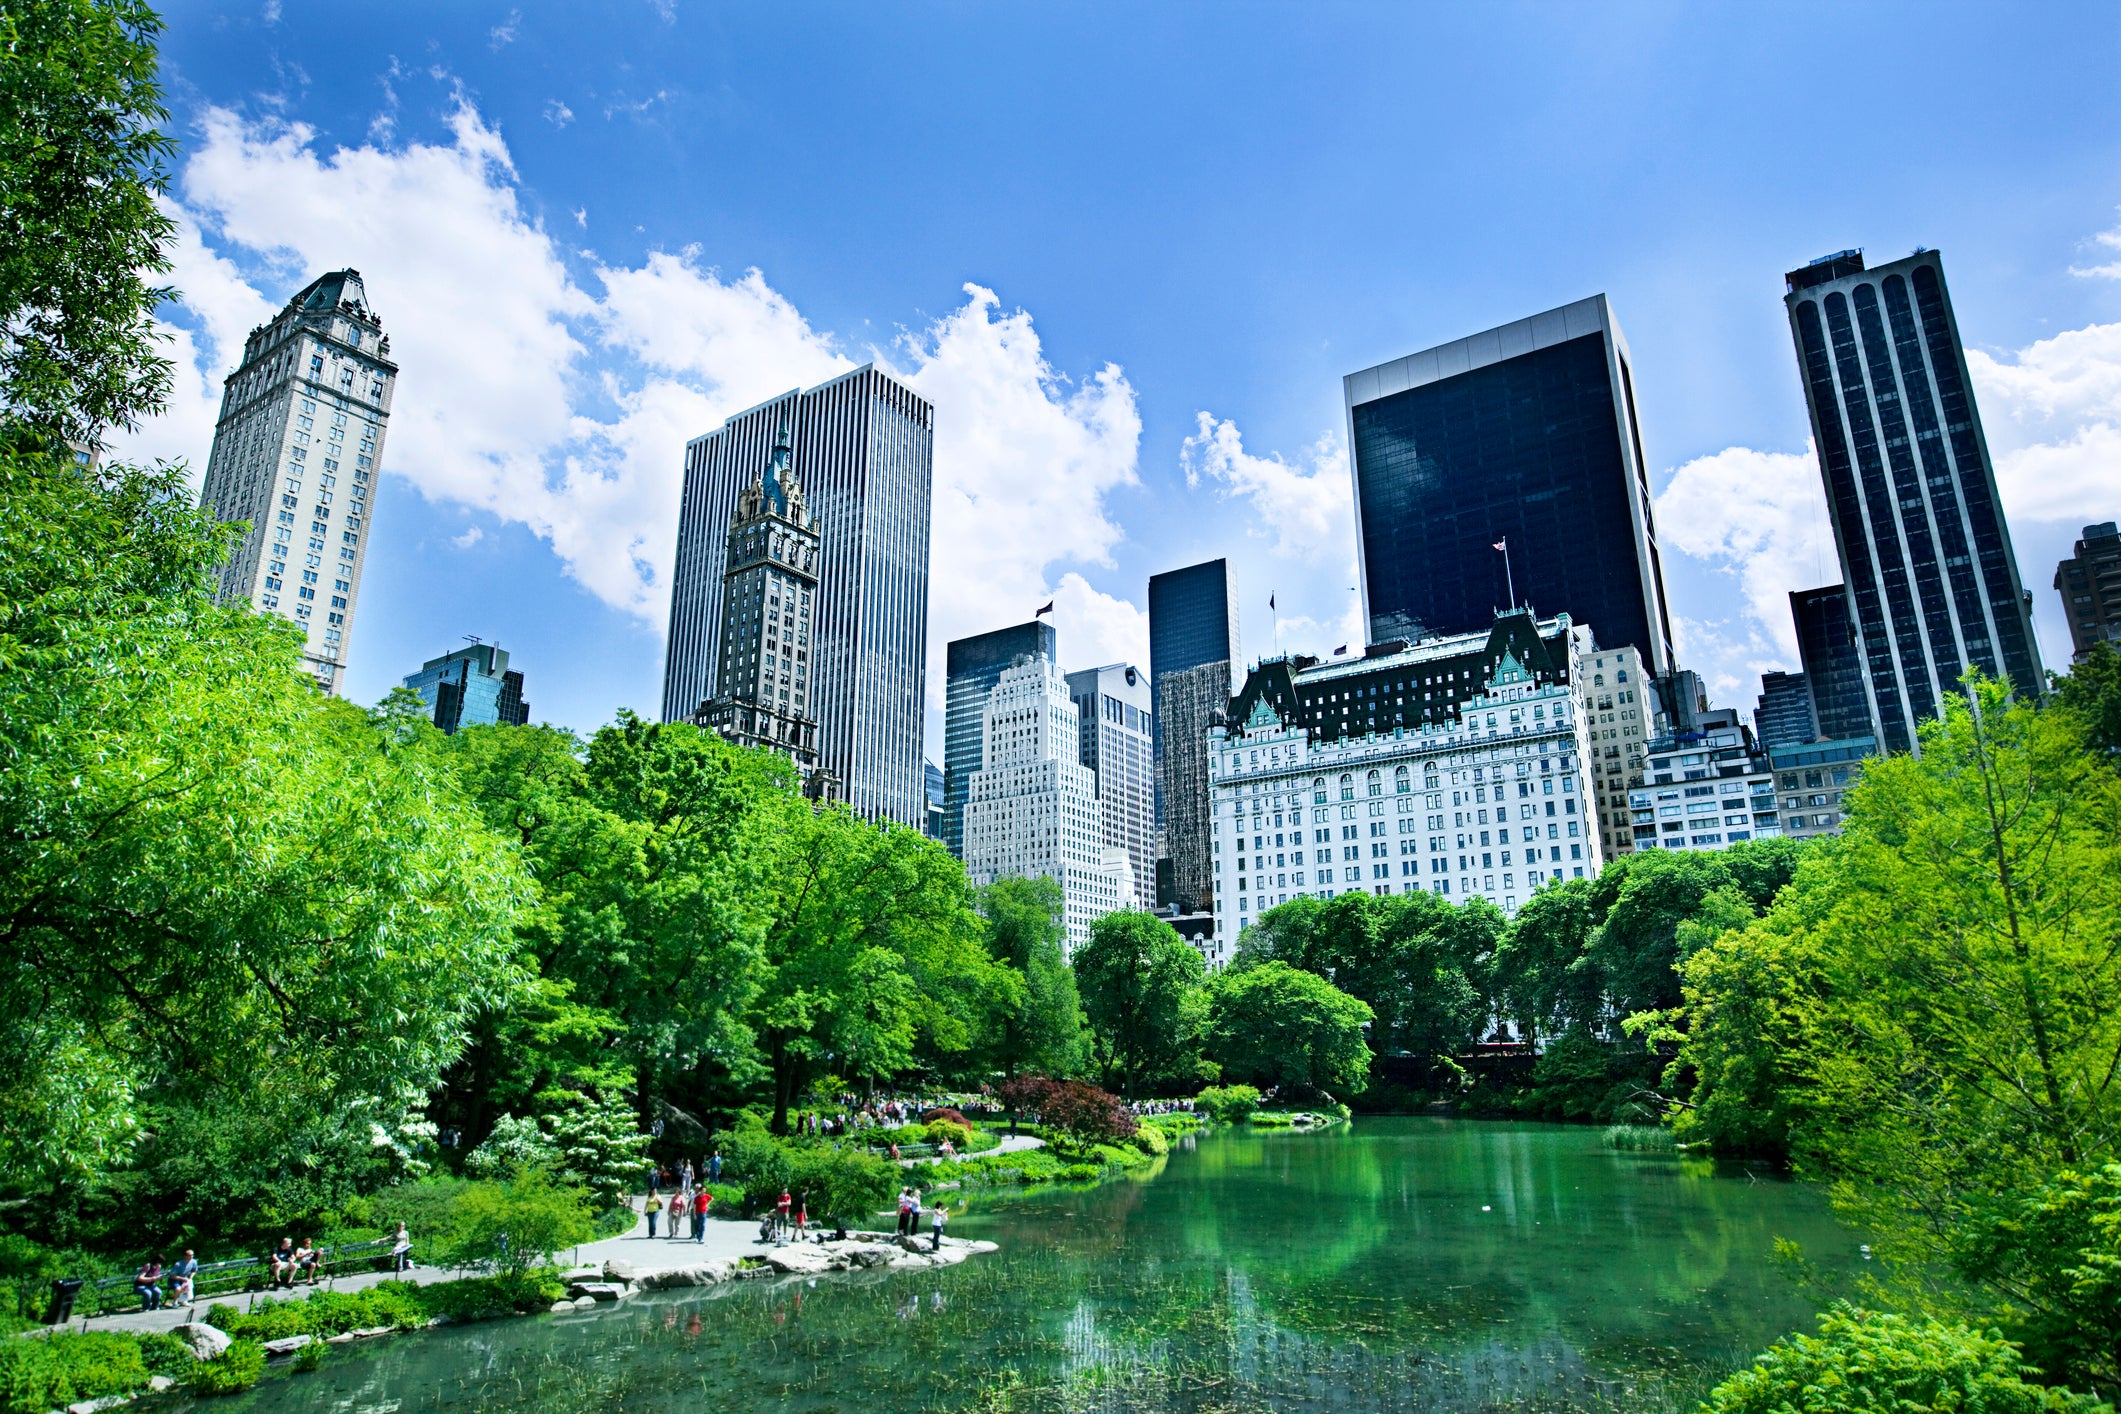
236, 1120, 1854, 1414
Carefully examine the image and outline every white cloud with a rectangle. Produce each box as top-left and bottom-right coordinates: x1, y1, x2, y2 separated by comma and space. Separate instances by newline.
2069, 210, 2121, 281
1656, 443, 1837, 665
1180, 412, 1352, 564
1967, 320, 2121, 525
545, 99, 574, 128
115, 93, 1152, 746
452, 526, 484, 548
489, 9, 521, 48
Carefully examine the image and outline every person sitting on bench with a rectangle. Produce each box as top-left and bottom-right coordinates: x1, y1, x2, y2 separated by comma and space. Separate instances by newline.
169, 1249, 198, 1306
133, 1257, 164, 1311
294, 1238, 321, 1285
268, 1237, 297, 1289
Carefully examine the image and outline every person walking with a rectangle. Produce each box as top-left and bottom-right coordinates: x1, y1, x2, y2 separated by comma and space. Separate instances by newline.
775, 1188, 792, 1242
709, 1149, 721, 1184
692, 1188, 712, 1242
644, 1191, 662, 1238
929, 1202, 947, 1252
895, 1188, 910, 1236
794, 1191, 808, 1242
390, 1223, 413, 1274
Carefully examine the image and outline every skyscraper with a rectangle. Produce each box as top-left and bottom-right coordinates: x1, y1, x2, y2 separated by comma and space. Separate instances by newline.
1343, 295, 1674, 675
1148, 559, 1241, 914
1790, 585, 1873, 742
663, 366, 933, 826
403, 643, 528, 733
1784, 249, 2043, 753
198, 270, 397, 693
1754, 670, 1817, 752
2056, 521, 2121, 663
942, 620, 1058, 859
962, 657, 1119, 955
1067, 663, 1156, 907
695, 424, 821, 775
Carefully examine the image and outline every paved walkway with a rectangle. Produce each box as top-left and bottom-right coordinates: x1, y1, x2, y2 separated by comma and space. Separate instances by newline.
71, 1208, 768, 1338
895, 1132, 1045, 1167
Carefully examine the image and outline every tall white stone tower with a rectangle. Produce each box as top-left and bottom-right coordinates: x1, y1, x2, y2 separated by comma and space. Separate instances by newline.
962, 656, 1119, 956
198, 270, 397, 694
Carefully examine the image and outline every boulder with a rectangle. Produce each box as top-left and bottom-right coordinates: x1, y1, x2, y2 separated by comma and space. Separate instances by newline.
171, 1322, 231, 1361
636, 1261, 736, 1289
571, 1295, 598, 1309
261, 1335, 315, 1358
549, 1301, 574, 1314
67, 1396, 133, 1414
844, 1244, 897, 1269
566, 1281, 627, 1302
350, 1326, 395, 1339
325, 1333, 357, 1345
600, 1259, 638, 1283
148, 1376, 175, 1393
763, 1245, 849, 1276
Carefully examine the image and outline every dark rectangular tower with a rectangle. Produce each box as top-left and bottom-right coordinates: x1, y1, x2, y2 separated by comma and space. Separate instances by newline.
1784, 249, 2043, 753
942, 620, 1058, 859
1148, 559, 1241, 914
1754, 670, 1817, 752
1790, 585, 1873, 744
663, 365, 933, 826
2056, 521, 2121, 663
1343, 296, 1673, 674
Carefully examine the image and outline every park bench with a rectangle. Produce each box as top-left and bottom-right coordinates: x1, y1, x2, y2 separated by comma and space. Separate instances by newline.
70, 1237, 399, 1321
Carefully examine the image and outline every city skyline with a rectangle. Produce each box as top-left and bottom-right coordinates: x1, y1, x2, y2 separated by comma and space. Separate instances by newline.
116, 6, 2119, 745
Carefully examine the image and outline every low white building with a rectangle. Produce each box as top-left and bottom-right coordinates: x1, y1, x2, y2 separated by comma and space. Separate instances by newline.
1207, 611, 1603, 959
962, 657, 1120, 955
1627, 709, 1782, 853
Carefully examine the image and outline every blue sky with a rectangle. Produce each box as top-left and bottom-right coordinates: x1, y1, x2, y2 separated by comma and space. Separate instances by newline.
128, 2, 2121, 748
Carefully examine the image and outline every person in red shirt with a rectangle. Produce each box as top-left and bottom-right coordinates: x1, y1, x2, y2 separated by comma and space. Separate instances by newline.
774, 1188, 792, 1242
692, 1188, 712, 1243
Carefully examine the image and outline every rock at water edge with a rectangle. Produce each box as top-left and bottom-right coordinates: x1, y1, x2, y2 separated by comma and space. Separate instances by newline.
171, 1322, 231, 1361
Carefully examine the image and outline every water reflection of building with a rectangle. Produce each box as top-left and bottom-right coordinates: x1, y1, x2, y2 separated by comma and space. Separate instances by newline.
1208, 609, 1601, 957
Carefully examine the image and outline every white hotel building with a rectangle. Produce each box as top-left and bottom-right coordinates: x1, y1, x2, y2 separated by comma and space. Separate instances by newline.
1207, 611, 1602, 959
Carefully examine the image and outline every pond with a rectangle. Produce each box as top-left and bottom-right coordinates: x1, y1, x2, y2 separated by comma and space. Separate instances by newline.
201, 1119, 1857, 1413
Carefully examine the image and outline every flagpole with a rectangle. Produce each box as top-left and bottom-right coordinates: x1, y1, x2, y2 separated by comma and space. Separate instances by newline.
1505, 543, 1515, 611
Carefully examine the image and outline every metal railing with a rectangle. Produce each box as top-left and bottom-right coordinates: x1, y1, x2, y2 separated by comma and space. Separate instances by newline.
75, 1238, 401, 1321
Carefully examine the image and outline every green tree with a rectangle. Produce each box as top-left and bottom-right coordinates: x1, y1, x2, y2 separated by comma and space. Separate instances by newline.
2054, 641, 2121, 761
751, 806, 994, 1130
1699, 1306, 2105, 1414
0, 454, 532, 1194
1204, 961, 1374, 1099
1074, 911, 1207, 1098
0, 0, 178, 443
975, 876, 1085, 1080
434, 1169, 597, 1275
1957, 1163, 2121, 1400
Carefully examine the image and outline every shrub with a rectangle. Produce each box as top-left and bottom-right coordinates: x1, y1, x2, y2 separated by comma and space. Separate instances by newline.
292, 1338, 325, 1373
1195, 1085, 1262, 1124
186, 1339, 265, 1398
1057, 1164, 1101, 1182
921, 1107, 970, 1128
409, 1270, 563, 1322
787, 1145, 899, 1230
1699, 1306, 2105, 1413
212, 1282, 430, 1341
1130, 1123, 1169, 1158
431, 1169, 596, 1273
925, 1119, 971, 1150
0, 1330, 147, 1414
1001, 1077, 1137, 1148
136, 1331, 194, 1378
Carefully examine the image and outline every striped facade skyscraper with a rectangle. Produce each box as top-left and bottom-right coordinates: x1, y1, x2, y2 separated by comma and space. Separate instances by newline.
197, 270, 397, 693
663, 366, 933, 826
1783, 249, 2043, 754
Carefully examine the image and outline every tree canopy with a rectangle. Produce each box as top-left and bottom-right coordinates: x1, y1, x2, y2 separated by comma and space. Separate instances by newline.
1204, 961, 1373, 1099
1074, 911, 1208, 1098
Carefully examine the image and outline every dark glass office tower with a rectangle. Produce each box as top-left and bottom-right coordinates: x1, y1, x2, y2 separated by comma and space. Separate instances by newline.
1148, 559, 1241, 914
1754, 670, 1816, 751
1784, 249, 2043, 754
1790, 585, 1873, 743
663, 365, 933, 826
1344, 296, 1674, 674
941, 620, 1057, 859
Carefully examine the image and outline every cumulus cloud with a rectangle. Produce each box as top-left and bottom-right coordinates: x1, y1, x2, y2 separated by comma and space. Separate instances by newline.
2069, 210, 2121, 281
115, 92, 1151, 737
1180, 412, 1352, 564
1656, 443, 1837, 665
1967, 320, 2121, 524
452, 526, 484, 549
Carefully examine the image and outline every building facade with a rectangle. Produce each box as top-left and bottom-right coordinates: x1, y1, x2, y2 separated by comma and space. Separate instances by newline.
1628, 709, 1781, 854
1066, 663, 1156, 908
942, 621, 1059, 858
198, 270, 397, 693
402, 643, 528, 733
961, 657, 1119, 955
1772, 734, 1876, 843
924, 762, 944, 840
1207, 611, 1601, 956
1148, 559, 1241, 912
1790, 585, 1873, 743
663, 366, 933, 826
1343, 296, 1674, 676
1580, 644, 1654, 862
2056, 521, 2121, 663
1754, 670, 1817, 752
1784, 249, 2044, 753
694, 425, 822, 774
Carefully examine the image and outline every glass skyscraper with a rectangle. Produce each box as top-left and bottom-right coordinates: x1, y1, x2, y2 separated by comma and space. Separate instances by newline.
1790, 584, 1873, 744
1784, 249, 2043, 754
1343, 296, 1674, 676
402, 643, 528, 733
1148, 559, 1241, 914
663, 365, 933, 827
941, 620, 1058, 860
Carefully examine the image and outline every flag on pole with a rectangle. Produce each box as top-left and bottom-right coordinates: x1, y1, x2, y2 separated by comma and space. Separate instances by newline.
1268, 593, 1277, 611
1035, 601, 1054, 617
1334, 645, 1348, 655
1492, 539, 1507, 552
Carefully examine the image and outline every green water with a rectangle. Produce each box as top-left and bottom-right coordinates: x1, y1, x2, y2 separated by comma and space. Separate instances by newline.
205, 1119, 1856, 1413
